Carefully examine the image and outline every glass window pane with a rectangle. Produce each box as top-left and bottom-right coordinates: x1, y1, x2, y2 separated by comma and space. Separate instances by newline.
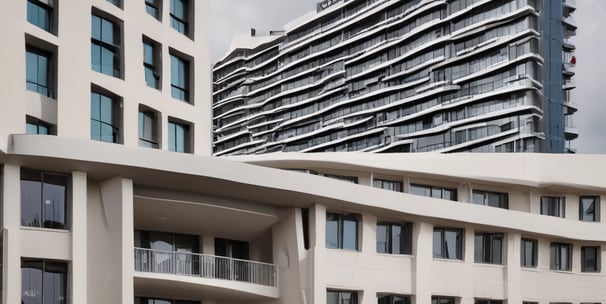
391, 225, 401, 254
474, 234, 484, 262
91, 15, 101, 40
433, 229, 442, 257
376, 224, 388, 253
101, 18, 114, 44
492, 235, 503, 264
91, 45, 101, 73
326, 214, 339, 249
43, 264, 67, 304
21, 178, 42, 227
22, 261, 43, 304
42, 174, 67, 229
342, 218, 358, 250
444, 230, 459, 259
26, 52, 38, 84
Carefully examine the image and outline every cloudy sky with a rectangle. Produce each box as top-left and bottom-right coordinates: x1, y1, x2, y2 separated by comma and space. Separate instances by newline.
211, 0, 606, 154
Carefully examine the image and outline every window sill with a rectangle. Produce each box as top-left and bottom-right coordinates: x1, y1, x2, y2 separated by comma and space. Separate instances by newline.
521, 266, 539, 272
376, 253, 414, 258
433, 257, 465, 263
550, 269, 574, 274
326, 248, 360, 253
21, 226, 70, 233
473, 262, 506, 268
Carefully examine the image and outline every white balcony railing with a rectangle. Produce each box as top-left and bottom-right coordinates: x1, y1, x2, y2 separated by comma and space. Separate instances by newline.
134, 247, 277, 287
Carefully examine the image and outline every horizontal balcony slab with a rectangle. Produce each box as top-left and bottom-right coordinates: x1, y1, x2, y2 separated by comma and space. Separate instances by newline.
134, 272, 279, 302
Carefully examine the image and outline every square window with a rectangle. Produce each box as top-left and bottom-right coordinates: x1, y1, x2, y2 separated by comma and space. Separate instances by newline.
26, 46, 54, 98
21, 169, 68, 229
550, 242, 572, 271
27, 0, 53, 33
474, 233, 504, 264
91, 14, 121, 78
581, 246, 601, 273
170, 53, 190, 102
521, 238, 537, 268
541, 196, 565, 218
91, 91, 121, 144
22, 259, 67, 304
433, 227, 463, 260
168, 119, 191, 153
580, 196, 600, 222
326, 212, 360, 251
376, 222, 412, 255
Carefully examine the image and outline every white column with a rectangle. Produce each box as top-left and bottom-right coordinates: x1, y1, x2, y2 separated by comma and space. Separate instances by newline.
413, 222, 433, 304
311, 204, 326, 304
2, 163, 21, 304
506, 233, 522, 303
71, 171, 88, 304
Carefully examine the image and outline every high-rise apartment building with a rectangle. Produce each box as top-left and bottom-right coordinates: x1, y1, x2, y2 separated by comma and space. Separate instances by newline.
212, 0, 578, 156
0, 1, 601, 304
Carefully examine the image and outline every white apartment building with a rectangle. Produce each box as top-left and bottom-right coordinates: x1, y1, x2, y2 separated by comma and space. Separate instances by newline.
0, 0, 604, 304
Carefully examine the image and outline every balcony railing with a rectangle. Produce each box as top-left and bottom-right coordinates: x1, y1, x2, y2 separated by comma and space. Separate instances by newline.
134, 247, 277, 287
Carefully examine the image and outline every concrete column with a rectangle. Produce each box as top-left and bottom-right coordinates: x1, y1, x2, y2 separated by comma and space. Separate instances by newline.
413, 222, 433, 304
506, 232, 522, 303
87, 177, 133, 304
460, 229, 475, 304
361, 214, 376, 254
2, 163, 21, 304
311, 204, 326, 304
458, 183, 472, 203
71, 171, 88, 304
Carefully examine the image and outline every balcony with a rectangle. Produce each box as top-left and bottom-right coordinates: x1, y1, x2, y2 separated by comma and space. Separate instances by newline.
563, 63, 575, 77
134, 248, 279, 301
564, 0, 577, 15
563, 15, 577, 30
565, 116, 579, 140
134, 248, 277, 286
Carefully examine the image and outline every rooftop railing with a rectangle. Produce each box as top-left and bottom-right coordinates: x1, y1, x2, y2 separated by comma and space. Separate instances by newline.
134, 247, 277, 287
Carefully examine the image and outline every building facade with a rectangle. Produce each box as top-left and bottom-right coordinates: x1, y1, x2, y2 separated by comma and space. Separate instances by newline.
212, 0, 578, 156
0, 0, 600, 304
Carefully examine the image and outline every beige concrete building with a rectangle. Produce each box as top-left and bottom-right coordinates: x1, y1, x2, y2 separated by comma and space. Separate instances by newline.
0, 0, 605, 304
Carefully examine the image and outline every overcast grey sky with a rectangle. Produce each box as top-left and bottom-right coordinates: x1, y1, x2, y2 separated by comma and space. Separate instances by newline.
211, 0, 606, 154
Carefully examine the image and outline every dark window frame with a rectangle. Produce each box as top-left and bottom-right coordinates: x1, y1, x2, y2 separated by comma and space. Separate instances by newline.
473, 190, 508, 209
373, 179, 403, 192
581, 246, 601, 273
21, 259, 68, 304
27, 0, 53, 33
433, 227, 464, 260
378, 294, 411, 304
170, 0, 189, 35
26, 45, 54, 98
167, 119, 191, 153
143, 37, 162, 90
411, 183, 457, 201
474, 232, 504, 265
91, 13, 122, 78
579, 196, 600, 222
550, 242, 572, 271
541, 196, 566, 218
431, 296, 456, 304
20, 168, 69, 230
326, 212, 360, 251
91, 90, 121, 144
145, 0, 162, 20
376, 222, 413, 255
521, 238, 538, 268
327, 290, 358, 304
138, 106, 159, 148
170, 52, 190, 102
26, 116, 54, 135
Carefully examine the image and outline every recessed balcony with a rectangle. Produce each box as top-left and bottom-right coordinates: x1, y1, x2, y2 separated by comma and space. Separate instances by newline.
133, 248, 279, 301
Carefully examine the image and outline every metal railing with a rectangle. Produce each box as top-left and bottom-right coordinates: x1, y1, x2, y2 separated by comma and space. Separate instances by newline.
134, 247, 277, 287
